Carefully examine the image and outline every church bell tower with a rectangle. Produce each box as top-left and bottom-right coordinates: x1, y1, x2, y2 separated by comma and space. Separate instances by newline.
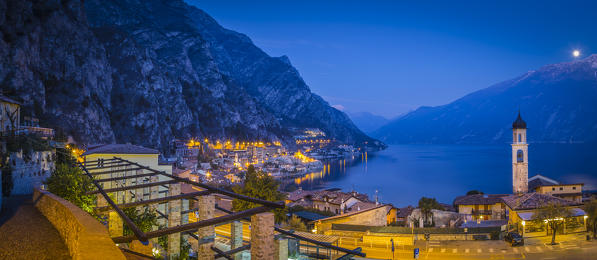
511, 111, 528, 194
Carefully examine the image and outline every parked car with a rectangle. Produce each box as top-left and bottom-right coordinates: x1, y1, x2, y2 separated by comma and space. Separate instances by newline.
505, 232, 524, 246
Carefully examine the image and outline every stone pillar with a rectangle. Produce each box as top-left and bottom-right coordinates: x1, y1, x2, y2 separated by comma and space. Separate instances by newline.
168, 183, 182, 258
188, 199, 199, 253
109, 211, 123, 237
251, 212, 275, 260
231, 221, 243, 260
149, 175, 160, 212
97, 194, 108, 207
134, 169, 144, 201
149, 175, 160, 246
275, 238, 288, 260
197, 195, 215, 260
124, 168, 133, 203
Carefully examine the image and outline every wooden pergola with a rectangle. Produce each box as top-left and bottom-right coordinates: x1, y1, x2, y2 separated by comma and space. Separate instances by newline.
78, 157, 365, 259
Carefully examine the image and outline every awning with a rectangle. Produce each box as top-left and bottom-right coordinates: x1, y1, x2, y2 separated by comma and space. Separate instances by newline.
518, 208, 586, 221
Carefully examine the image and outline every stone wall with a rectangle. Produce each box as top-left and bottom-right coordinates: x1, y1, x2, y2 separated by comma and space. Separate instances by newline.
33, 188, 125, 260
407, 209, 461, 228
10, 150, 55, 195
315, 205, 391, 233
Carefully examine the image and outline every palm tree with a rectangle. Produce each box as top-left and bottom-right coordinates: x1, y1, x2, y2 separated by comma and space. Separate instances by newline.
418, 197, 443, 227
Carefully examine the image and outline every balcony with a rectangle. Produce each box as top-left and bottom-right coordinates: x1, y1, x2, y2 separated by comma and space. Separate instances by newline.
17, 126, 55, 138
472, 210, 493, 215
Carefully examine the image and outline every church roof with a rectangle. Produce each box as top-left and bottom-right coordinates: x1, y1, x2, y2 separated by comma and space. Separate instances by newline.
512, 111, 527, 129
528, 174, 559, 191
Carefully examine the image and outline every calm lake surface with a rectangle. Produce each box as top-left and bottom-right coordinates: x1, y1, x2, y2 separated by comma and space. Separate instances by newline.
293, 144, 597, 207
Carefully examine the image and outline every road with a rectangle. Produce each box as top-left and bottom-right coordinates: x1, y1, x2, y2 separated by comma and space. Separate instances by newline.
212, 218, 597, 259
342, 233, 597, 259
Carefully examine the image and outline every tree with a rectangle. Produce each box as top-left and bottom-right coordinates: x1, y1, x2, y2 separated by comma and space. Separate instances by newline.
123, 206, 158, 235
534, 202, 572, 245
466, 190, 484, 195
418, 197, 444, 227
45, 163, 96, 215
583, 199, 597, 238
232, 165, 287, 222
284, 215, 307, 232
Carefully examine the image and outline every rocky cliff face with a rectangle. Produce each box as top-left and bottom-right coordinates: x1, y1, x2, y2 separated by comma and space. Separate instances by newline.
0, 0, 115, 143
0, 0, 379, 151
373, 55, 597, 144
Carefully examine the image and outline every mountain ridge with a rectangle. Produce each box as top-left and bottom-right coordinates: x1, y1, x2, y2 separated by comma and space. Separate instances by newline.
373, 55, 597, 144
0, 0, 382, 151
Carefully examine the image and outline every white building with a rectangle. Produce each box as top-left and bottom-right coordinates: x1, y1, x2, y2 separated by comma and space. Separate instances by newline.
511, 112, 528, 194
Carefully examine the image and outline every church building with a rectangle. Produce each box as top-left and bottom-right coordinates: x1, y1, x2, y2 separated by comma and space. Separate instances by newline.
511, 112, 528, 194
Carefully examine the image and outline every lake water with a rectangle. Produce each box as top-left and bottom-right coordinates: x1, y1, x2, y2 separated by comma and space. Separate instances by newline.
292, 144, 597, 207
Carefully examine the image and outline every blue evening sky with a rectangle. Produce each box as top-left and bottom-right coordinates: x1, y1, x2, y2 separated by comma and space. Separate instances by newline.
187, 0, 596, 118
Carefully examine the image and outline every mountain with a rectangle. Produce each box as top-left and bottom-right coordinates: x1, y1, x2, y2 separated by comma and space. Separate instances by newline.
373, 55, 597, 144
0, 0, 381, 151
347, 112, 390, 134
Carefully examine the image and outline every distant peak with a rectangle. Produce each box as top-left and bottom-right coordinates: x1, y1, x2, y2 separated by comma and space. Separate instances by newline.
277, 55, 291, 66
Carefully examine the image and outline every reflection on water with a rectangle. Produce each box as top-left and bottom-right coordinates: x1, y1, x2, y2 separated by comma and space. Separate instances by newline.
287, 144, 597, 207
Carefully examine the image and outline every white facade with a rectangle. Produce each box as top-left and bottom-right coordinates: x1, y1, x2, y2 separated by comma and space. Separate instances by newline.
10, 150, 55, 194
512, 127, 528, 194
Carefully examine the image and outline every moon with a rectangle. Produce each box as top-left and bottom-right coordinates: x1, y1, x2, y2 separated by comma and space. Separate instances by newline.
573, 50, 580, 57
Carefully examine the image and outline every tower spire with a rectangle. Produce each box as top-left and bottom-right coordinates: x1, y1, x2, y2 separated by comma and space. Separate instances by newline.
512, 111, 528, 194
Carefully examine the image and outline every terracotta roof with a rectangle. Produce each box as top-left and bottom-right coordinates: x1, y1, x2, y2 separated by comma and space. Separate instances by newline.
310, 190, 368, 205
528, 174, 559, 190
287, 189, 314, 202
82, 144, 158, 156
346, 201, 378, 212
312, 204, 391, 223
453, 194, 508, 206
501, 193, 579, 210
397, 206, 415, 218
287, 200, 313, 208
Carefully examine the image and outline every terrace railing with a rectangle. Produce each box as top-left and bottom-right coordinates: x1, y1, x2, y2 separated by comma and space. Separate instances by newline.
78, 156, 365, 259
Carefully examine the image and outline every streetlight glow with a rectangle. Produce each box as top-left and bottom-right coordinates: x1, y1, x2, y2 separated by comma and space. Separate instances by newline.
573, 50, 580, 57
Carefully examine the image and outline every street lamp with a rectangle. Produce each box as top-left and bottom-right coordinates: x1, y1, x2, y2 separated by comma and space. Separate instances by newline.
522, 221, 526, 237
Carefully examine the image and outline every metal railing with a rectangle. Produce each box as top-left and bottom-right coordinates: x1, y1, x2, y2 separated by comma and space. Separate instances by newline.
78, 156, 365, 258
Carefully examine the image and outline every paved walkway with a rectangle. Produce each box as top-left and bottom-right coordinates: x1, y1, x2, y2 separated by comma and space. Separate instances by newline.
339, 234, 597, 259
0, 195, 70, 259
